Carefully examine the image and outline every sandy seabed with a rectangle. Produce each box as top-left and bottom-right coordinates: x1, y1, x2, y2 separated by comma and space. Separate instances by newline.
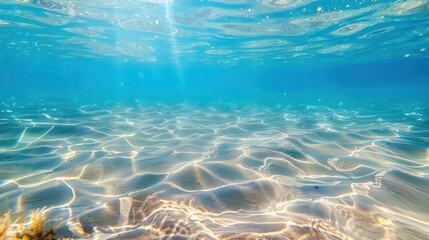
0, 99, 428, 239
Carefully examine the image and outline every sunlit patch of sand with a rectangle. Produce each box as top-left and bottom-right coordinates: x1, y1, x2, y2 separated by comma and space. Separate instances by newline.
0, 100, 428, 239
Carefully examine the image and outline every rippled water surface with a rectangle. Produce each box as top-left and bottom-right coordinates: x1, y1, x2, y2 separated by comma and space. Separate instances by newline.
1, 0, 428, 64
1, 99, 428, 239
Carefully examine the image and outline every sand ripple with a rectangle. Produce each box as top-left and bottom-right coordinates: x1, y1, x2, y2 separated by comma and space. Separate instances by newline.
0, 100, 428, 239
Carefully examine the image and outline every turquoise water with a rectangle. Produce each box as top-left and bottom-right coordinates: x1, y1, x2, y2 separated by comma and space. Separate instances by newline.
1, 0, 429, 239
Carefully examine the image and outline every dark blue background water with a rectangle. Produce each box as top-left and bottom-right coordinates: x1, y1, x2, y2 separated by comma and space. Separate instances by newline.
2, 58, 429, 105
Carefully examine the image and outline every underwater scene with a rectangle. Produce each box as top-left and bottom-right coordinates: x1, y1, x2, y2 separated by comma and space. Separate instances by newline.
1, 0, 429, 239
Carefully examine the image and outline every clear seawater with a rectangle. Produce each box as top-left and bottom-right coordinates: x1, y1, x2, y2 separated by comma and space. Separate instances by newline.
0, 0, 429, 239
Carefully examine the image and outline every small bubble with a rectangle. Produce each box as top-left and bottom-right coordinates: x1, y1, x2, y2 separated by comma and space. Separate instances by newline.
68, 8, 76, 17
155, 20, 159, 24
266, 15, 269, 19
404, 54, 409, 58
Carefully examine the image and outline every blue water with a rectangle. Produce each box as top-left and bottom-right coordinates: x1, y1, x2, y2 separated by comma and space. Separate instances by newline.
1, 0, 429, 239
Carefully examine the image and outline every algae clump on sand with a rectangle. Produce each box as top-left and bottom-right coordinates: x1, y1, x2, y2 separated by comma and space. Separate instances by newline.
0, 208, 55, 240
